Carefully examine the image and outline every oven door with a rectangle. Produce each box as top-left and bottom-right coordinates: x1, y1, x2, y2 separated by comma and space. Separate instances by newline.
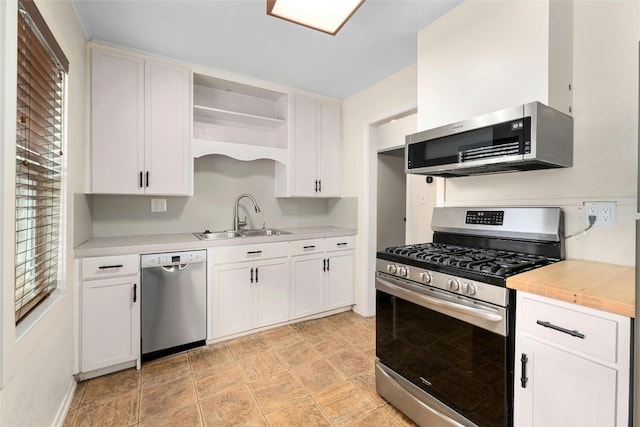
375, 272, 513, 427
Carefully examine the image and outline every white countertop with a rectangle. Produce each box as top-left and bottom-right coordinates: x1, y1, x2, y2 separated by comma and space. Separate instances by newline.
74, 226, 357, 258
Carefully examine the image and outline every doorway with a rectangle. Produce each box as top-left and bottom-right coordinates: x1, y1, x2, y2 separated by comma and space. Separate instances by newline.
377, 148, 405, 250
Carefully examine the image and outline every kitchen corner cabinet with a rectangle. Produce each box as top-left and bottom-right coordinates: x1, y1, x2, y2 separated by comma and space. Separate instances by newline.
211, 242, 290, 339
80, 255, 140, 374
514, 291, 631, 427
91, 46, 191, 195
276, 95, 341, 197
290, 236, 354, 319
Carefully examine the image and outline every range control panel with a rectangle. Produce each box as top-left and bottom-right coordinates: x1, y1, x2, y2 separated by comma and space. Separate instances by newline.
465, 210, 504, 226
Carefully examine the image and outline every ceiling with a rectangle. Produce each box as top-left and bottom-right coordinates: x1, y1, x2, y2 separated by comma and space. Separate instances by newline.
72, 0, 462, 99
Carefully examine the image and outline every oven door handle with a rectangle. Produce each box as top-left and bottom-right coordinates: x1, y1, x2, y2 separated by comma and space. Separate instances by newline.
376, 276, 503, 322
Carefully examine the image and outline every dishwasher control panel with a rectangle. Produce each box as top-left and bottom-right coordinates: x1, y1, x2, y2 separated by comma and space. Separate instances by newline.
141, 250, 207, 268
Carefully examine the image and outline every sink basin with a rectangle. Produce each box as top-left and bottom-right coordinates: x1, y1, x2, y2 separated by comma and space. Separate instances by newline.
241, 228, 292, 237
193, 228, 291, 240
194, 230, 245, 240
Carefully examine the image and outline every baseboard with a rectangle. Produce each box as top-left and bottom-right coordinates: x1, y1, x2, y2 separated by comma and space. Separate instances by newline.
51, 378, 77, 427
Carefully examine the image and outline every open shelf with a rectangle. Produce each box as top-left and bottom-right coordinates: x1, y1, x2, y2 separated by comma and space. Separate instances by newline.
192, 73, 289, 162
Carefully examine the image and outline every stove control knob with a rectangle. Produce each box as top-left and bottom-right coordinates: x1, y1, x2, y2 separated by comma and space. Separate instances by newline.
447, 278, 460, 291
387, 264, 397, 274
420, 272, 432, 283
461, 282, 476, 295
398, 266, 408, 277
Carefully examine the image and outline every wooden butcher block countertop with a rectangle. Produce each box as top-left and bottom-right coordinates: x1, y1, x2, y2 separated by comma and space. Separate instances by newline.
506, 259, 635, 318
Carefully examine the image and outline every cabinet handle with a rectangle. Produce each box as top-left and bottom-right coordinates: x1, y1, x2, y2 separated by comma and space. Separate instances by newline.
323, 259, 326, 271
98, 264, 123, 269
315, 180, 318, 193
303, 245, 316, 249
255, 267, 259, 283
247, 250, 262, 255
250, 267, 254, 283
520, 353, 528, 388
327, 258, 330, 271
318, 180, 321, 192
536, 320, 585, 339
139, 171, 143, 188
133, 283, 137, 303
145, 171, 149, 188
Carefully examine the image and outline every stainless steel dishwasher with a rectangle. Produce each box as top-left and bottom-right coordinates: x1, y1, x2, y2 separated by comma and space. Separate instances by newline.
140, 250, 207, 361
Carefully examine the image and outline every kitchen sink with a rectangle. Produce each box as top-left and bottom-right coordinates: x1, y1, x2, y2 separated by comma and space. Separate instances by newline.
193, 228, 291, 240
193, 230, 245, 240
241, 228, 292, 237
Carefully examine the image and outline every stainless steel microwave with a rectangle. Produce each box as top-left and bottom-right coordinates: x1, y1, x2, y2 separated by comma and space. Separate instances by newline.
405, 102, 573, 177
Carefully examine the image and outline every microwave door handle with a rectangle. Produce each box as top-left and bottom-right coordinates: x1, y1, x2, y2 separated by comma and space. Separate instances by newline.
375, 275, 503, 322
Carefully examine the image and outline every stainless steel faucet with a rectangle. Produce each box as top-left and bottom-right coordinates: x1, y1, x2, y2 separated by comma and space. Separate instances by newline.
233, 194, 261, 231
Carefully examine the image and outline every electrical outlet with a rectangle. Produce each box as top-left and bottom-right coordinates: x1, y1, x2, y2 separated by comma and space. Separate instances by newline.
583, 201, 616, 227
151, 198, 167, 213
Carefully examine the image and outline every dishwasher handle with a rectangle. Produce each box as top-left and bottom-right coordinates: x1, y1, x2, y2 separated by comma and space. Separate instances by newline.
160, 263, 190, 272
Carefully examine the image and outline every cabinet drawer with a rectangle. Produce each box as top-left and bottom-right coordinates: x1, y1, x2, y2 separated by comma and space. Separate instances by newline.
82, 254, 139, 280
290, 239, 325, 256
214, 242, 289, 264
325, 236, 354, 252
518, 293, 619, 363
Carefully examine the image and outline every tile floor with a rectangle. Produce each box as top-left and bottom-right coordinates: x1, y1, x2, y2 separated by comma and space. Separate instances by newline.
64, 311, 418, 426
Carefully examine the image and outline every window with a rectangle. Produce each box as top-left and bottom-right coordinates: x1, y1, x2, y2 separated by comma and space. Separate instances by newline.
15, 0, 69, 323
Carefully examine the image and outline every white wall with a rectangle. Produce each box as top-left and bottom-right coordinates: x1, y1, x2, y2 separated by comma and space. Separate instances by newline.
90, 155, 357, 237
417, 0, 638, 266
0, 0, 87, 425
342, 64, 417, 316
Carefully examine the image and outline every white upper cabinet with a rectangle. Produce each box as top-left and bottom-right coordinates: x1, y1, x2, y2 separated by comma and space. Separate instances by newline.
90, 46, 192, 195
192, 74, 288, 163
276, 94, 341, 197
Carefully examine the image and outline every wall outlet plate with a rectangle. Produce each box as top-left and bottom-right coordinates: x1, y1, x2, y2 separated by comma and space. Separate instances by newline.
151, 198, 167, 213
584, 201, 616, 227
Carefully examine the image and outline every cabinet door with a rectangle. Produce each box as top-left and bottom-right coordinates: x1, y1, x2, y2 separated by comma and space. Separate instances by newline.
515, 335, 618, 427
290, 255, 325, 319
291, 95, 318, 196
326, 251, 354, 309
145, 60, 191, 195
254, 259, 290, 328
91, 48, 144, 194
317, 101, 341, 197
82, 276, 140, 372
214, 262, 253, 337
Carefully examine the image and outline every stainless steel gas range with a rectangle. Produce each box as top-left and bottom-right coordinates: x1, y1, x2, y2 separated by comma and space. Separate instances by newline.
375, 207, 564, 427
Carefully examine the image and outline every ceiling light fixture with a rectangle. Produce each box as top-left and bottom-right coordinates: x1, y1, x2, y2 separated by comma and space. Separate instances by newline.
267, 0, 365, 35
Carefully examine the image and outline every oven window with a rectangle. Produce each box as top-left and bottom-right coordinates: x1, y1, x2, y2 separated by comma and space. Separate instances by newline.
376, 290, 510, 427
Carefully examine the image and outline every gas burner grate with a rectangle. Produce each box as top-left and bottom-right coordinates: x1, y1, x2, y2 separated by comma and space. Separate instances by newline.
383, 243, 553, 278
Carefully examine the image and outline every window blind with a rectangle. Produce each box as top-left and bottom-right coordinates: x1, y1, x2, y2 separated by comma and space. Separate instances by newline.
15, 0, 68, 323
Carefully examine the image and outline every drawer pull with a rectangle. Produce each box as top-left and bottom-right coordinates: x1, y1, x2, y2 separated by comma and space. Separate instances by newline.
303, 245, 316, 249
337, 242, 348, 246
246, 250, 262, 255
536, 320, 585, 339
98, 264, 124, 270
520, 353, 528, 388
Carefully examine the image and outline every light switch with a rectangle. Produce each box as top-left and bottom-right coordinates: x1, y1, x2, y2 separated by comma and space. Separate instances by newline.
151, 199, 167, 213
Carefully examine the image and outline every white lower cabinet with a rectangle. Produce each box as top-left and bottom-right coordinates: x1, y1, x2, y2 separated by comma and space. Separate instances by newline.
211, 242, 290, 339
81, 255, 140, 375
514, 291, 631, 427
291, 236, 354, 319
